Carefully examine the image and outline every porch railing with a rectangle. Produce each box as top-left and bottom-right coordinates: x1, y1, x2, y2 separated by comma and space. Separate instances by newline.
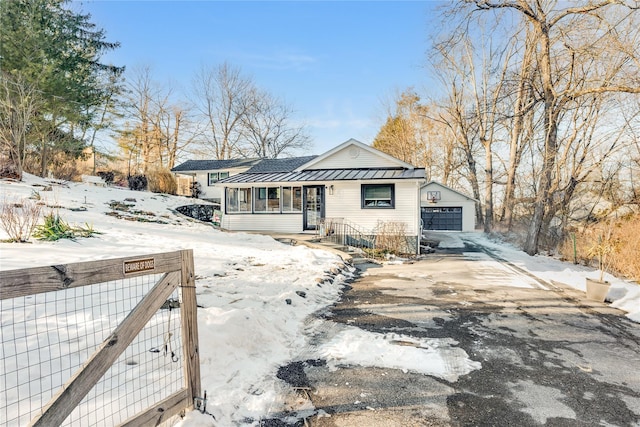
319, 218, 418, 256
319, 218, 376, 251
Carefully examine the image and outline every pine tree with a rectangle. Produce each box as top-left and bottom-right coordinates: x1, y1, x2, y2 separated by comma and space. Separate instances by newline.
0, 0, 124, 178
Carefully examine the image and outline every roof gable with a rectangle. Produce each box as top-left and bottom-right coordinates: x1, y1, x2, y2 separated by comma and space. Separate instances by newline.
421, 181, 478, 202
297, 138, 415, 171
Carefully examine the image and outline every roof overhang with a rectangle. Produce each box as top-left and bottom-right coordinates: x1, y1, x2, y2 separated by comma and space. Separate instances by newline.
219, 168, 425, 185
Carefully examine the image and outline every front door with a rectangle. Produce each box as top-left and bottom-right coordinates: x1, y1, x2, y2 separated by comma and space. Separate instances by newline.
303, 186, 325, 230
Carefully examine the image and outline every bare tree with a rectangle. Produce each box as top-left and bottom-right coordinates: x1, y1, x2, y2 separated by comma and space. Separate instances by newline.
467, 0, 640, 254
239, 90, 311, 159
0, 72, 41, 179
191, 62, 256, 160
499, 25, 537, 229
433, 78, 485, 226
119, 65, 194, 174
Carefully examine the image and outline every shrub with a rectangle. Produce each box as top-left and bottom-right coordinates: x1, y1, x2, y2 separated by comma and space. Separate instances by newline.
0, 158, 21, 180
128, 175, 148, 191
0, 197, 43, 242
560, 213, 640, 282
97, 171, 115, 185
374, 221, 411, 256
147, 168, 177, 194
32, 212, 100, 241
190, 181, 202, 198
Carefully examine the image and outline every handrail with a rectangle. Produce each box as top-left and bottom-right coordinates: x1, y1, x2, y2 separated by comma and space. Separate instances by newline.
320, 218, 376, 251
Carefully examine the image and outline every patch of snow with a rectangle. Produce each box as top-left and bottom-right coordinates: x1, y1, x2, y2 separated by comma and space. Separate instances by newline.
318, 325, 481, 382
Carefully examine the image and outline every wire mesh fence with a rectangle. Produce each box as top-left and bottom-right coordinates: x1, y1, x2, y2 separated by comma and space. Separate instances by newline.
0, 251, 200, 427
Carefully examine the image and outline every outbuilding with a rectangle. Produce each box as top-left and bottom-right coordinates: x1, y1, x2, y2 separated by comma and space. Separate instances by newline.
420, 181, 477, 232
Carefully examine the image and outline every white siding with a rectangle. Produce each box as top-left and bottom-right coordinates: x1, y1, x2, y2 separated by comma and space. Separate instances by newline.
193, 166, 251, 202
421, 183, 477, 232
222, 213, 303, 233
325, 181, 421, 235
306, 146, 401, 170
195, 171, 219, 200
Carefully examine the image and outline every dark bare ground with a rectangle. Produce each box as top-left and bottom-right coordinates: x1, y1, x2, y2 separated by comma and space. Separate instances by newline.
264, 245, 640, 427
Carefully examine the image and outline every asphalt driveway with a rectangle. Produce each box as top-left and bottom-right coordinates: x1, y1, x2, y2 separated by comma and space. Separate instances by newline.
270, 234, 640, 426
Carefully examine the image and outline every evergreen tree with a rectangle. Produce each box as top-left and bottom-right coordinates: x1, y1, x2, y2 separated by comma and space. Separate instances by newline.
0, 0, 124, 178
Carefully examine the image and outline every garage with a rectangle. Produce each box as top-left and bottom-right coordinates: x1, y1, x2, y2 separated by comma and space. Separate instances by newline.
420, 181, 477, 232
421, 207, 463, 231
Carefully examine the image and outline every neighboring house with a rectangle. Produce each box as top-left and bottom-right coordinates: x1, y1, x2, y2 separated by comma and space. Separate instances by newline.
217, 139, 426, 253
170, 158, 260, 203
420, 181, 477, 232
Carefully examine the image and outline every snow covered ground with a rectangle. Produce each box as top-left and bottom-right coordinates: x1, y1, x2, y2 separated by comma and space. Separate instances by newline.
1, 175, 638, 426
443, 232, 640, 322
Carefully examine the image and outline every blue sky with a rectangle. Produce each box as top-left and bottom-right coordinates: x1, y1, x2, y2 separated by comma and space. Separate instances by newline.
81, 1, 444, 154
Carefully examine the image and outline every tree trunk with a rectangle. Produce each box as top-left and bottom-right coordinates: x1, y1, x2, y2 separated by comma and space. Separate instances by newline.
39, 136, 47, 178
501, 56, 533, 228
483, 140, 493, 233
524, 20, 557, 256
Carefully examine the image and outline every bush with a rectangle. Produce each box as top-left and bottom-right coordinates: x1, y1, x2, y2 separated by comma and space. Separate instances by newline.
0, 157, 21, 180
147, 168, 177, 194
374, 221, 411, 256
0, 197, 43, 242
560, 213, 640, 282
190, 181, 202, 198
128, 175, 148, 191
97, 171, 115, 185
32, 212, 99, 241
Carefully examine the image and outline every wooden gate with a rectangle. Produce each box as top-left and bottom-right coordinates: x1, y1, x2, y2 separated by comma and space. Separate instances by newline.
0, 250, 201, 426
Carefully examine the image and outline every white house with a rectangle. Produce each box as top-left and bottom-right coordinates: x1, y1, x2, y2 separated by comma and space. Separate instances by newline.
170, 158, 260, 203
217, 139, 426, 253
420, 181, 477, 232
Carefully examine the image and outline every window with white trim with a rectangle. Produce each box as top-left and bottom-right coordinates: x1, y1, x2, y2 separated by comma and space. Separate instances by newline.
282, 187, 302, 212
253, 187, 280, 212
208, 171, 229, 186
226, 187, 251, 213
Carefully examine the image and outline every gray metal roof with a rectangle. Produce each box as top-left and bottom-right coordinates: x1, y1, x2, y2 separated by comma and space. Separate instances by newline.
171, 158, 260, 172
244, 155, 318, 173
219, 168, 425, 184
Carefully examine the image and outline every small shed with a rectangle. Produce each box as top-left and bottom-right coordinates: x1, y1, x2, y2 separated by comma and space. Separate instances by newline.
420, 181, 477, 232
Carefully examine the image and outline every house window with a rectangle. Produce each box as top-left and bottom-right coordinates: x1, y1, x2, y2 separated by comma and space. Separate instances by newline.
254, 187, 281, 212
208, 171, 229, 186
282, 187, 302, 212
267, 187, 280, 212
226, 187, 251, 213
362, 184, 395, 208
254, 187, 267, 212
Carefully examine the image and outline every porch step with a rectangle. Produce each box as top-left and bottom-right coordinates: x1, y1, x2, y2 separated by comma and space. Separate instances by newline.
318, 240, 372, 265
269, 233, 372, 265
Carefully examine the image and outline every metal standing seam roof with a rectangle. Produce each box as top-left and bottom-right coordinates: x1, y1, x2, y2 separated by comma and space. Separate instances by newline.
219, 168, 426, 184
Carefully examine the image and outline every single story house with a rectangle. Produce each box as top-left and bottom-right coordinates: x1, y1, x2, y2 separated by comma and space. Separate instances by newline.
217, 139, 426, 253
420, 181, 477, 231
170, 158, 260, 203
